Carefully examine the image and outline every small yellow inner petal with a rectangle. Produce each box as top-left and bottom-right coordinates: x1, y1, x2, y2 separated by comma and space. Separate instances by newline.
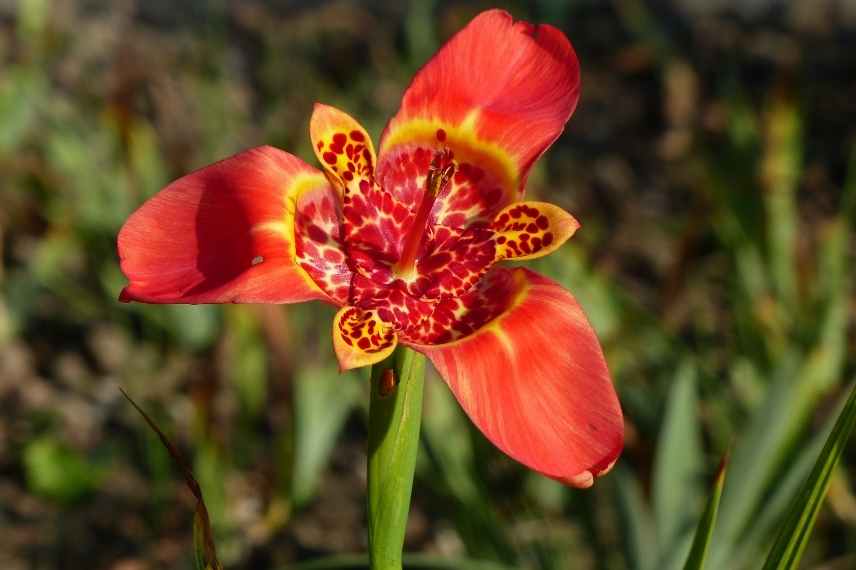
492, 201, 580, 262
332, 306, 398, 370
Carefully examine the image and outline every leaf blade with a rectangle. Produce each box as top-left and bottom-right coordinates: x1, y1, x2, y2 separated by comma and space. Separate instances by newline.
683, 456, 728, 570
653, 362, 704, 556
120, 388, 223, 570
761, 382, 856, 570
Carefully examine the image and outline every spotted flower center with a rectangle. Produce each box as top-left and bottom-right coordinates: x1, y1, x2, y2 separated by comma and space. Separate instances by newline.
296, 129, 510, 344
298, 115, 575, 347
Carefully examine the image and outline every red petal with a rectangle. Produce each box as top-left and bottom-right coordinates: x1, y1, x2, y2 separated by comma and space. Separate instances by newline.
118, 146, 336, 304
415, 268, 623, 486
378, 9, 580, 220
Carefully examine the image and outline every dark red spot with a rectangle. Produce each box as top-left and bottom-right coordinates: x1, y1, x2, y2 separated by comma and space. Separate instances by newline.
323, 152, 337, 165
307, 224, 328, 244
350, 130, 365, 142
436, 128, 447, 142
343, 171, 354, 182
536, 215, 549, 229
333, 133, 347, 146
358, 338, 371, 350
543, 232, 554, 246
316, 141, 324, 150
526, 223, 538, 233
419, 252, 452, 274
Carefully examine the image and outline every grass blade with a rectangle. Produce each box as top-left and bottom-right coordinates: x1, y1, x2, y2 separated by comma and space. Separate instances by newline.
614, 467, 657, 570
653, 362, 703, 557
683, 456, 728, 570
761, 382, 856, 569
120, 388, 223, 570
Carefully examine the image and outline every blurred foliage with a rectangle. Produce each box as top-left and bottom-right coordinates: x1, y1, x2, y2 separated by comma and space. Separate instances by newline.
0, 0, 855, 569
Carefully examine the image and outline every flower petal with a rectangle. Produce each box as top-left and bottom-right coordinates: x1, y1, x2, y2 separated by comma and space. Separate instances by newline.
310, 102, 376, 193
377, 9, 580, 225
119, 146, 338, 304
414, 268, 623, 486
332, 305, 398, 371
492, 201, 579, 261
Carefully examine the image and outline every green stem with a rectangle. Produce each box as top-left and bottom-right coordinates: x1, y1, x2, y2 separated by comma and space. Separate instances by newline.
368, 346, 426, 570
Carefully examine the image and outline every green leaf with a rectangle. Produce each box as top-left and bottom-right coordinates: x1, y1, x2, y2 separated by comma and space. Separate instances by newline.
712, 349, 840, 565
653, 362, 704, 557
729, 399, 838, 567
292, 364, 361, 506
121, 389, 223, 570
762, 382, 856, 569
683, 456, 728, 570
614, 467, 657, 570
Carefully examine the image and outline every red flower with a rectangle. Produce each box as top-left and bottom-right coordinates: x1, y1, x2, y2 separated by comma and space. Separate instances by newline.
118, 10, 623, 487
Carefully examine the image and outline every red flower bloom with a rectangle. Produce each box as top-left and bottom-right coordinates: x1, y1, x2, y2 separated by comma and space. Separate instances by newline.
118, 10, 623, 487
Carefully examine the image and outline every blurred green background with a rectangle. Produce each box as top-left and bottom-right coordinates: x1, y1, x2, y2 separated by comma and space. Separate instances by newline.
1, 0, 855, 568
